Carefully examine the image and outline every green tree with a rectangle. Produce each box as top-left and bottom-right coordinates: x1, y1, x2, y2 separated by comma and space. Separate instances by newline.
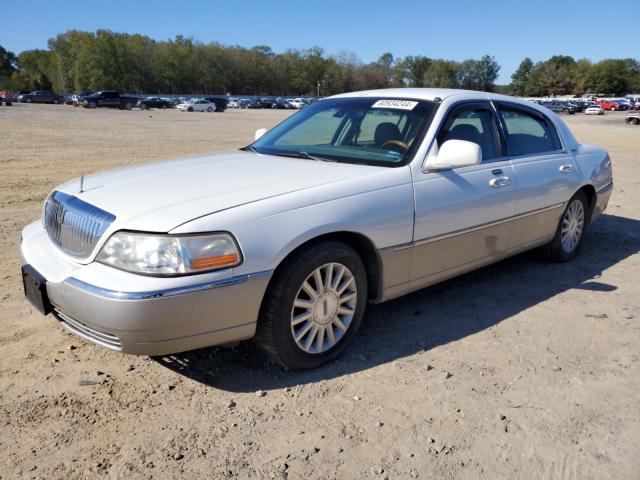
423, 59, 459, 88
510, 57, 533, 96
586, 59, 635, 95
0, 44, 17, 88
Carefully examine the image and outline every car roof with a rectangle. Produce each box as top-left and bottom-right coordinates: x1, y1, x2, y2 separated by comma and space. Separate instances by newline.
329, 87, 521, 102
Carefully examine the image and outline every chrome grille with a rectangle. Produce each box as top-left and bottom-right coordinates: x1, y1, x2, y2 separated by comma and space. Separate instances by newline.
44, 191, 115, 258
53, 308, 122, 350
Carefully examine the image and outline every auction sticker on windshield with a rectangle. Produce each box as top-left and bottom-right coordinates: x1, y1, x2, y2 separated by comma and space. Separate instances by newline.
371, 99, 418, 110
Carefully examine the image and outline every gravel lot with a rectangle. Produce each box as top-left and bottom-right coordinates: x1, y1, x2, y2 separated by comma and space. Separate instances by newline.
1, 104, 639, 480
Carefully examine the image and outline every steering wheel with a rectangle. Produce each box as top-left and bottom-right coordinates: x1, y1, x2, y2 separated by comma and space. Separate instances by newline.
380, 139, 410, 152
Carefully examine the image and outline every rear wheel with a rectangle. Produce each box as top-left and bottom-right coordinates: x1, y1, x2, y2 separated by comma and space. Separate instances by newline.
26, 98, 32, 103
543, 191, 588, 262
255, 241, 368, 370
124, 102, 132, 110
632, 118, 640, 125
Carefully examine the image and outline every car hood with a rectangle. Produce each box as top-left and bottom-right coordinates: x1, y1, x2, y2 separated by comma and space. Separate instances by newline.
56, 150, 386, 232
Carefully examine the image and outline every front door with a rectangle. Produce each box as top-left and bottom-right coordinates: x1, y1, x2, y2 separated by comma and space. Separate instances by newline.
411, 101, 517, 287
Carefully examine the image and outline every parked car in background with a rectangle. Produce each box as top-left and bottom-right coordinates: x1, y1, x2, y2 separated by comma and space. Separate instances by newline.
595, 100, 620, 111
137, 97, 175, 109
0, 90, 12, 106
203, 97, 228, 112
72, 92, 93, 107
79, 91, 137, 110
626, 111, 640, 125
177, 99, 217, 112
17, 91, 64, 104
62, 95, 74, 105
538, 100, 579, 115
20, 88, 613, 370
272, 98, 295, 109
612, 101, 630, 111
585, 104, 605, 115
288, 98, 306, 109
227, 98, 240, 109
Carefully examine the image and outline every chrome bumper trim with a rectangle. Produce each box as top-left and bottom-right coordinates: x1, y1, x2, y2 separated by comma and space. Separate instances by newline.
53, 308, 122, 350
64, 270, 273, 300
597, 181, 613, 194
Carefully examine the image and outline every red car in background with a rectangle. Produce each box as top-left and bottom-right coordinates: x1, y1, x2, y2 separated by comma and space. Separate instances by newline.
0, 90, 12, 106
595, 100, 622, 111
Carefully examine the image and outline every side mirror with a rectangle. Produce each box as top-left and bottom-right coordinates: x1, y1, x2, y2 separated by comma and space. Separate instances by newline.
254, 128, 267, 140
426, 139, 482, 171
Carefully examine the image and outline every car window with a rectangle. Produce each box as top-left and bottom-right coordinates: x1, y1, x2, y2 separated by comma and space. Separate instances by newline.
437, 104, 500, 161
497, 106, 560, 156
252, 97, 437, 167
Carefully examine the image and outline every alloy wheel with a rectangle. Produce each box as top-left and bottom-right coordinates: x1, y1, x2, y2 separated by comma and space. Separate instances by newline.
561, 199, 585, 253
290, 262, 357, 354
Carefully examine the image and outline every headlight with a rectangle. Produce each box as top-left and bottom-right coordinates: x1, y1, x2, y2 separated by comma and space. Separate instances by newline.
96, 231, 242, 276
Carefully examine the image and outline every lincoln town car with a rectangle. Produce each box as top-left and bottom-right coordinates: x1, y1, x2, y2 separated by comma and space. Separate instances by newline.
20, 88, 613, 369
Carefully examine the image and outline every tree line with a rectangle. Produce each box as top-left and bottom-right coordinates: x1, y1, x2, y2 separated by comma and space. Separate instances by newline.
0, 30, 637, 97
0, 30, 499, 96
510, 55, 640, 97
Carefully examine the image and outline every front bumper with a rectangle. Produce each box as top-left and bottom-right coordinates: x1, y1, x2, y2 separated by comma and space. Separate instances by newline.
20, 221, 272, 355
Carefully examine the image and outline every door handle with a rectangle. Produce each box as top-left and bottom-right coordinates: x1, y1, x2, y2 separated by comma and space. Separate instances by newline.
489, 176, 511, 188
559, 164, 574, 174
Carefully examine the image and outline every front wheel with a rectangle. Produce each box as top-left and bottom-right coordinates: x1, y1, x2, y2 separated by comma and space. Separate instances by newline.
543, 191, 588, 262
187, 106, 193, 112
255, 241, 368, 370
207, 106, 213, 112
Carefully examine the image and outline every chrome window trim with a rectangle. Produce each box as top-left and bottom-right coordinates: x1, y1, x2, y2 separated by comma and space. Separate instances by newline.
64, 270, 273, 300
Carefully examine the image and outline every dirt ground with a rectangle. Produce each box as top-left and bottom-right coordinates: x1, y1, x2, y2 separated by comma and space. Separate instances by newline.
1, 104, 639, 480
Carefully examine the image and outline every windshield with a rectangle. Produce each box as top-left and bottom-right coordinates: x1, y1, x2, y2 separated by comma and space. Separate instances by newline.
250, 97, 438, 167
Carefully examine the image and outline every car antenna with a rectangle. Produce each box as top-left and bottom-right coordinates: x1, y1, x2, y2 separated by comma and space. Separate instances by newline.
79, 174, 85, 193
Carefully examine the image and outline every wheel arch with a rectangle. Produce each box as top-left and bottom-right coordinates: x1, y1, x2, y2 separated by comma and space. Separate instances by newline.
267, 231, 383, 303
576, 183, 597, 221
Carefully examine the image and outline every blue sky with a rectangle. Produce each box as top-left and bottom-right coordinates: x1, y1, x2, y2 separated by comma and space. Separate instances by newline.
2, 0, 636, 83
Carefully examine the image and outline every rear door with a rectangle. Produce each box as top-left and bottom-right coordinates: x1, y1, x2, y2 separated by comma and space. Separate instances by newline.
494, 102, 579, 249
410, 101, 517, 286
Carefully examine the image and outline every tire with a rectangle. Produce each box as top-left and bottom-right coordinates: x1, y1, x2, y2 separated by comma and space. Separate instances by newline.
26, 98, 32, 103
88, 101, 96, 109
207, 106, 213, 112
543, 191, 589, 262
255, 241, 368, 370
632, 118, 640, 125
124, 102, 132, 110
187, 106, 193, 112
53, 99, 59, 104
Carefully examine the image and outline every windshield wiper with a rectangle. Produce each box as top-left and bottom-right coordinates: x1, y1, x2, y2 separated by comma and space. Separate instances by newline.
275, 151, 334, 162
240, 145, 258, 152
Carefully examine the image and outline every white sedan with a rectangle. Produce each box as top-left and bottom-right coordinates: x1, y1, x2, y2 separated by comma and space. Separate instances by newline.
585, 105, 604, 115
20, 88, 613, 370
177, 99, 217, 112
